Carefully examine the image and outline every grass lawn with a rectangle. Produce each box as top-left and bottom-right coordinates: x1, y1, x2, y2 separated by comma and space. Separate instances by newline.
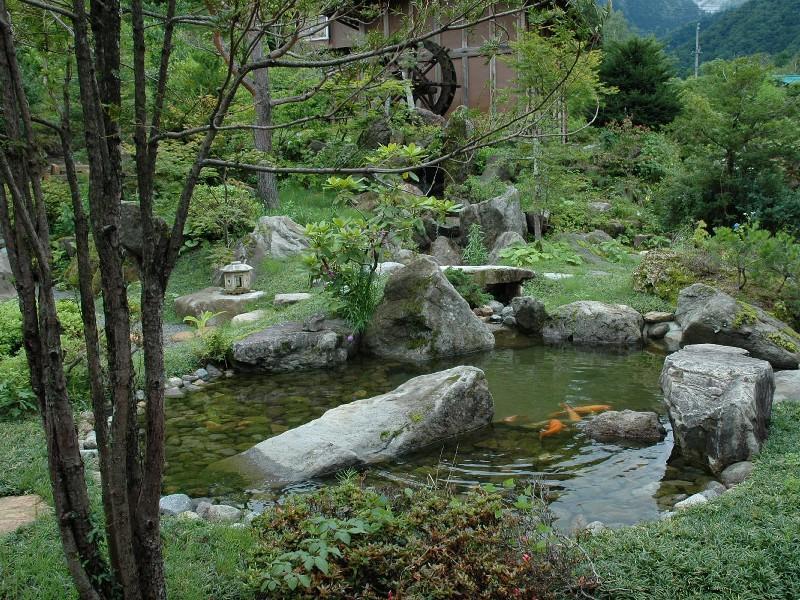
521, 254, 673, 315
0, 419, 256, 600
587, 401, 800, 600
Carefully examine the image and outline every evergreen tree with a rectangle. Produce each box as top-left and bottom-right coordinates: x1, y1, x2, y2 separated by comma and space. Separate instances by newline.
598, 37, 681, 128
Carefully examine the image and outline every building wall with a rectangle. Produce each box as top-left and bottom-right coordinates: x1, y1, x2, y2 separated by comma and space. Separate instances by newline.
325, 2, 525, 113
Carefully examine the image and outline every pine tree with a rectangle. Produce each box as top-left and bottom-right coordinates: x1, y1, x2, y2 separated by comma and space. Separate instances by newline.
598, 37, 681, 129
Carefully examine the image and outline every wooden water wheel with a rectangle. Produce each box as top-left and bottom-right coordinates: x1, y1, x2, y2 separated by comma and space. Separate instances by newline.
394, 40, 458, 116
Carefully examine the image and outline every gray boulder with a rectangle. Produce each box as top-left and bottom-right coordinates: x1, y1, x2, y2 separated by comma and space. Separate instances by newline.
774, 370, 800, 403
174, 287, 267, 325
511, 296, 548, 334
159, 494, 193, 516
660, 344, 774, 474
222, 366, 494, 484
675, 283, 800, 369
460, 186, 526, 249
583, 410, 666, 443
364, 257, 494, 362
248, 216, 309, 263
720, 461, 754, 487
542, 301, 644, 346
429, 236, 462, 266
231, 319, 358, 373
119, 201, 170, 261
0, 248, 15, 300
206, 504, 243, 523
488, 231, 526, 264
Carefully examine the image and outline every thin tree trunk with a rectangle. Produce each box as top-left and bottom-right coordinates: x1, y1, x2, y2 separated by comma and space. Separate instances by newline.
252, 36, 279, 210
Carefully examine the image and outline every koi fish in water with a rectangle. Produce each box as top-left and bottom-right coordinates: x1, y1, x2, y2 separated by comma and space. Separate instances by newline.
539, 419, 565, 440
549, 404, 612, 418
572, 404, 611, 415
561, 403, 582, 422
502, 414, 531, 424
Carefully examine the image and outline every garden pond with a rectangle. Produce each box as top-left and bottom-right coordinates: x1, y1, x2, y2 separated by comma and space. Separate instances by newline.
163, 345, 714, 529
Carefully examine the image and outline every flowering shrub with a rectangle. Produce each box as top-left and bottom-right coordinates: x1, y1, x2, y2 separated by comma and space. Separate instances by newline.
244, 473, 592, 599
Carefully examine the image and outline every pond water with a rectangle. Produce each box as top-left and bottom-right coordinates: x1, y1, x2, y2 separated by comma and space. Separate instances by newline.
163, 345, 713, 529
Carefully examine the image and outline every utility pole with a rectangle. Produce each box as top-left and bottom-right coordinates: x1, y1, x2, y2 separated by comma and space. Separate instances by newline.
694, 22, 701, 78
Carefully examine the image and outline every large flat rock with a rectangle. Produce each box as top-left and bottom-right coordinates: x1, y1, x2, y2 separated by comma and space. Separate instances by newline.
220, 366, 494, 485
174, 287, 266, 324
660, 344, 774, 474
440, 265, 535, 286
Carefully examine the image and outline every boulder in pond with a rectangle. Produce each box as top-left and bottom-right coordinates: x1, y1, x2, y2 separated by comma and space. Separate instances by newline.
675, 283, 800, 369
459, 186, 526, 249
660, 344, 774, 474
363, 257, 494, 362
542, 301, 644, 346
231, 319, 358, 373
248, 215, 309, 263
583, 410, 666, 444
220, 366, 493, 484
511, 296, 548, 334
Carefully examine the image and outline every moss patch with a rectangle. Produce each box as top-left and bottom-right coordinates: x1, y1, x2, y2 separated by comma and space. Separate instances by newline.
766, 331, 799, 353
732, 301, 759, 329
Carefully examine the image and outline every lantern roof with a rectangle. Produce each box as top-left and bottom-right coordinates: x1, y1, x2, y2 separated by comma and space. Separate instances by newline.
220, 261, 254, 274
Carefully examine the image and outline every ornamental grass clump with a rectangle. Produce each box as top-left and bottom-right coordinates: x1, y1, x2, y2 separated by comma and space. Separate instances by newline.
244, 472, 593, 599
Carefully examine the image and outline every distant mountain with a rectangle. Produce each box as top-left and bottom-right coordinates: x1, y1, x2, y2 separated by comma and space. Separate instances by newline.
692, 0, 749, 13
667, 0, 800, 71
605, 0, 702, 36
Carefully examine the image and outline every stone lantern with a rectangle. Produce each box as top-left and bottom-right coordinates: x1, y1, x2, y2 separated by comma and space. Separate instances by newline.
220, 261, 254, 295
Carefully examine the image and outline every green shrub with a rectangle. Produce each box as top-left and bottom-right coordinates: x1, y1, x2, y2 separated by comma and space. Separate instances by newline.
631, 249, 704, 302
194, 327, 235, 367
463, 223, 489, 265
0, 353, 36, 420
185, 183, 260, 246
244, 474, 588, 599
444, 268, 492, 308
499, 240, 582, 267
0, 300, 23, 358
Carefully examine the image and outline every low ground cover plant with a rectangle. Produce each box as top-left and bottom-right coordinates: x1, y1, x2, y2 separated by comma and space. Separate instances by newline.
244, 473, 592, 599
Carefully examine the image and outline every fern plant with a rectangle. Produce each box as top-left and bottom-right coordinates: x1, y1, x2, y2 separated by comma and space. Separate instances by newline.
463, 223, 489, 265
183, 310, 224, 332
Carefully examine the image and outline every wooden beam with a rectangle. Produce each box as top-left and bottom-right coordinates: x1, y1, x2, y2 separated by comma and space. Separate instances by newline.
461, 27, 469, 108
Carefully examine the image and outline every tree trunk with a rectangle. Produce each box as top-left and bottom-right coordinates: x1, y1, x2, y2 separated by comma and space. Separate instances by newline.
252, 36, 279, 210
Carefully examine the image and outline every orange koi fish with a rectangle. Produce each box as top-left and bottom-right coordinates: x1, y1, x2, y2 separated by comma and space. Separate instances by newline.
572, 404, 611, 415
561, 403, 582, 422
539, 419, 565, 440
549, 404, 612, 418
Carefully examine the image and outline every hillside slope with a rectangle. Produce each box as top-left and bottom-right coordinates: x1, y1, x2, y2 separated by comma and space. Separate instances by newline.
606, 0, 702, 36
668, 0, 800, 70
